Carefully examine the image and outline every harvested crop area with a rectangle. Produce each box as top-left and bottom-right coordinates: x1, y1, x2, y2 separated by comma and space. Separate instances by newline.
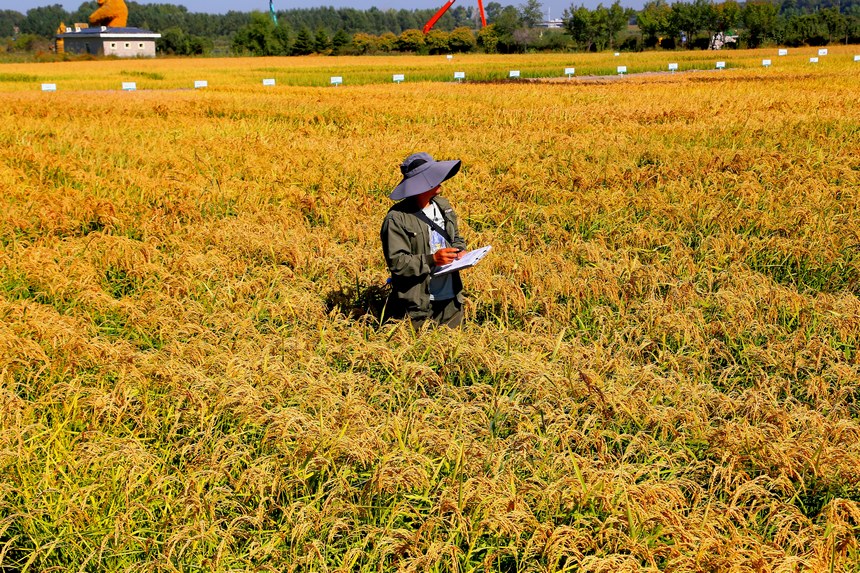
1, 51, 859, 571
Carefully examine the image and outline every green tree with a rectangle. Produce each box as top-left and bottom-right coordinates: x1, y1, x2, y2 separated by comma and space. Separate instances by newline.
449, 26, 477, 52
692, 0, 719, 44
477, 23, 500, 52
603, 1, 635, 50
21, 4, 68, 38
520, 0, 544, 28
742, 0, 778, 47
231, 12, 284, 55
377, 31, 396, 51
292, 26, 314, 54
219, 10, 252, 36
714, 0, 742, 33
493, 5, 522, 51
669, 1, 703, 46
186, 34, 213, 54
331, 28, 351, 52
532, 28, 571, 50
314, 27, 331, 52
565, 5, 598, 51
425, 29, 451, 53
396, 10, 421, 32
396, 28, 424, 51
819, 6, 846, 43
637, 0, 671, 46
0, 10, 25, 37
485, 2, 504, 23
781, 11, 827, 44
351, 32, 377, 53
494, 5, 522, 35
565, 2, 632, 51
69, 1, 97, 27
155, 25, 212, 55
779, 0, 802, 18
129, 3, 192, 32
158, 26, 189, 54
847, 5, 860, 43
274, 23, 292, 53
448, 5, 475, 28
8, 32, 42, 51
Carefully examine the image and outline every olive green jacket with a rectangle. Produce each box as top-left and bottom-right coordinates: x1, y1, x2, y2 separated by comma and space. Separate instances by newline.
380, 195, 467, 321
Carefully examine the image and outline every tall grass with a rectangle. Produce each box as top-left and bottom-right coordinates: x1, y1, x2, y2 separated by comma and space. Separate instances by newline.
0, 49, 859, 571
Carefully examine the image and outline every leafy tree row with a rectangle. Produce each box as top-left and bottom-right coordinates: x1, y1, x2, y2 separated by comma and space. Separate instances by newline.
228, 13, 348, 56
1, 2, 481, 40
635, 0, 860, 48
228, 2, 568, 56
566, 1, 636, 51
3, 0, 860, 56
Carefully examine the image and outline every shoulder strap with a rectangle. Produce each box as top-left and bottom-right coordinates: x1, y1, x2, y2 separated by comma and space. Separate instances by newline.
413, 200, 452, 244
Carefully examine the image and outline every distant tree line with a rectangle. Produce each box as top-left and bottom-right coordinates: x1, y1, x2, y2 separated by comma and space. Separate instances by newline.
1, 0, 859, 57
635, 0, 860, 49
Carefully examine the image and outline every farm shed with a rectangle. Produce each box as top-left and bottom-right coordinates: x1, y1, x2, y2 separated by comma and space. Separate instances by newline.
57, 26, 161, 58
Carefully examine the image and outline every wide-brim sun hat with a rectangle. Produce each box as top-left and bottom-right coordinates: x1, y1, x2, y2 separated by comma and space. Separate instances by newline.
389, 152, 461, 201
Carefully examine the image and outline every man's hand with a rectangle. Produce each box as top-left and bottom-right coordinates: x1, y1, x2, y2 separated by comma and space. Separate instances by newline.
433, 247, 463, 266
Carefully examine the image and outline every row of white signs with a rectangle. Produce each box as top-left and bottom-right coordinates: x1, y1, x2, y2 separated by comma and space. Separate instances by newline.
304, 50, 854, 84
41, 80, 209, 91
39, 53, 859, 91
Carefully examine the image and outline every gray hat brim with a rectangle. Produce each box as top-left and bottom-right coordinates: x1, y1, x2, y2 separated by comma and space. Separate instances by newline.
389, 159, 461, 201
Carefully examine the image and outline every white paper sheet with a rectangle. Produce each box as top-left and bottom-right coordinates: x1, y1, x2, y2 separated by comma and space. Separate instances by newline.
431, 246, 492, 276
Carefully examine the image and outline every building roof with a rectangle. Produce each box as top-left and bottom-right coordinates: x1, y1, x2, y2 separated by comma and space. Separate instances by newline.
57, 26, 161, 39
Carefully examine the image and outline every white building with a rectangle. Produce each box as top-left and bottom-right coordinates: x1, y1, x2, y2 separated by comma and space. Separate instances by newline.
57, 26, 161, 58
539, 19, 565, 29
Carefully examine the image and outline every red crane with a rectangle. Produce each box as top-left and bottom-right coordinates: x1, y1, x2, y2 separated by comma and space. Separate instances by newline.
423, 0, 487, 34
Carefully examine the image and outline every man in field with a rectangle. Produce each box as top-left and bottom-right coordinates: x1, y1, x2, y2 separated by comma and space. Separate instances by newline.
381, 152, 467, 329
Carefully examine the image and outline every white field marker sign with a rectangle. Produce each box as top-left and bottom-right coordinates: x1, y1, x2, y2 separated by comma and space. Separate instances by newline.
194, 80, 207, 89
41, 83, 57, 92
122, 82, 136, 91
855, 55, 860, 61
762, 59, 771, 67
716, 61, 726, 69
454, 71, 465, 82
617, 65, 627, 75
565, 67, 575, 78
509, 70, 520, 78
447, 54, 453, 60
668, 63, 678, 72
393, 74, 405, 83
778, 49, 788, 56
330, 76, 343, 86
614, 52, 620, 56
810, 57, 819, 63
263, 78, 275, 86
818, 48, 828, 56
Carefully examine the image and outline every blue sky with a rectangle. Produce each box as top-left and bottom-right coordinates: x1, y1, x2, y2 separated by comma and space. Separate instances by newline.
3, 0, 644, 17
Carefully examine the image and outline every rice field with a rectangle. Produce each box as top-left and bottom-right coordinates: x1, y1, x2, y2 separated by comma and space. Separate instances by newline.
1, 49, 859, 571
0, 48, 857, 89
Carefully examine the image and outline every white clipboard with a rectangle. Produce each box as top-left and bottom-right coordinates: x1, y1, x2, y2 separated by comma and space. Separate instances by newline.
431, 246, 491, 276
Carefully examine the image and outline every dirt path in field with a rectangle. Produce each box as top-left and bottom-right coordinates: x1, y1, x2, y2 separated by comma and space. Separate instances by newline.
536, 70, 685, 82
522, 68, 727, 84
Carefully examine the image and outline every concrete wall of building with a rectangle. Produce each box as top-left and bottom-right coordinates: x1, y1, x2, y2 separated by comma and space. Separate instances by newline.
62, 37, 156, 58
104, 40, 156, 58
63, 38, 103, 55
